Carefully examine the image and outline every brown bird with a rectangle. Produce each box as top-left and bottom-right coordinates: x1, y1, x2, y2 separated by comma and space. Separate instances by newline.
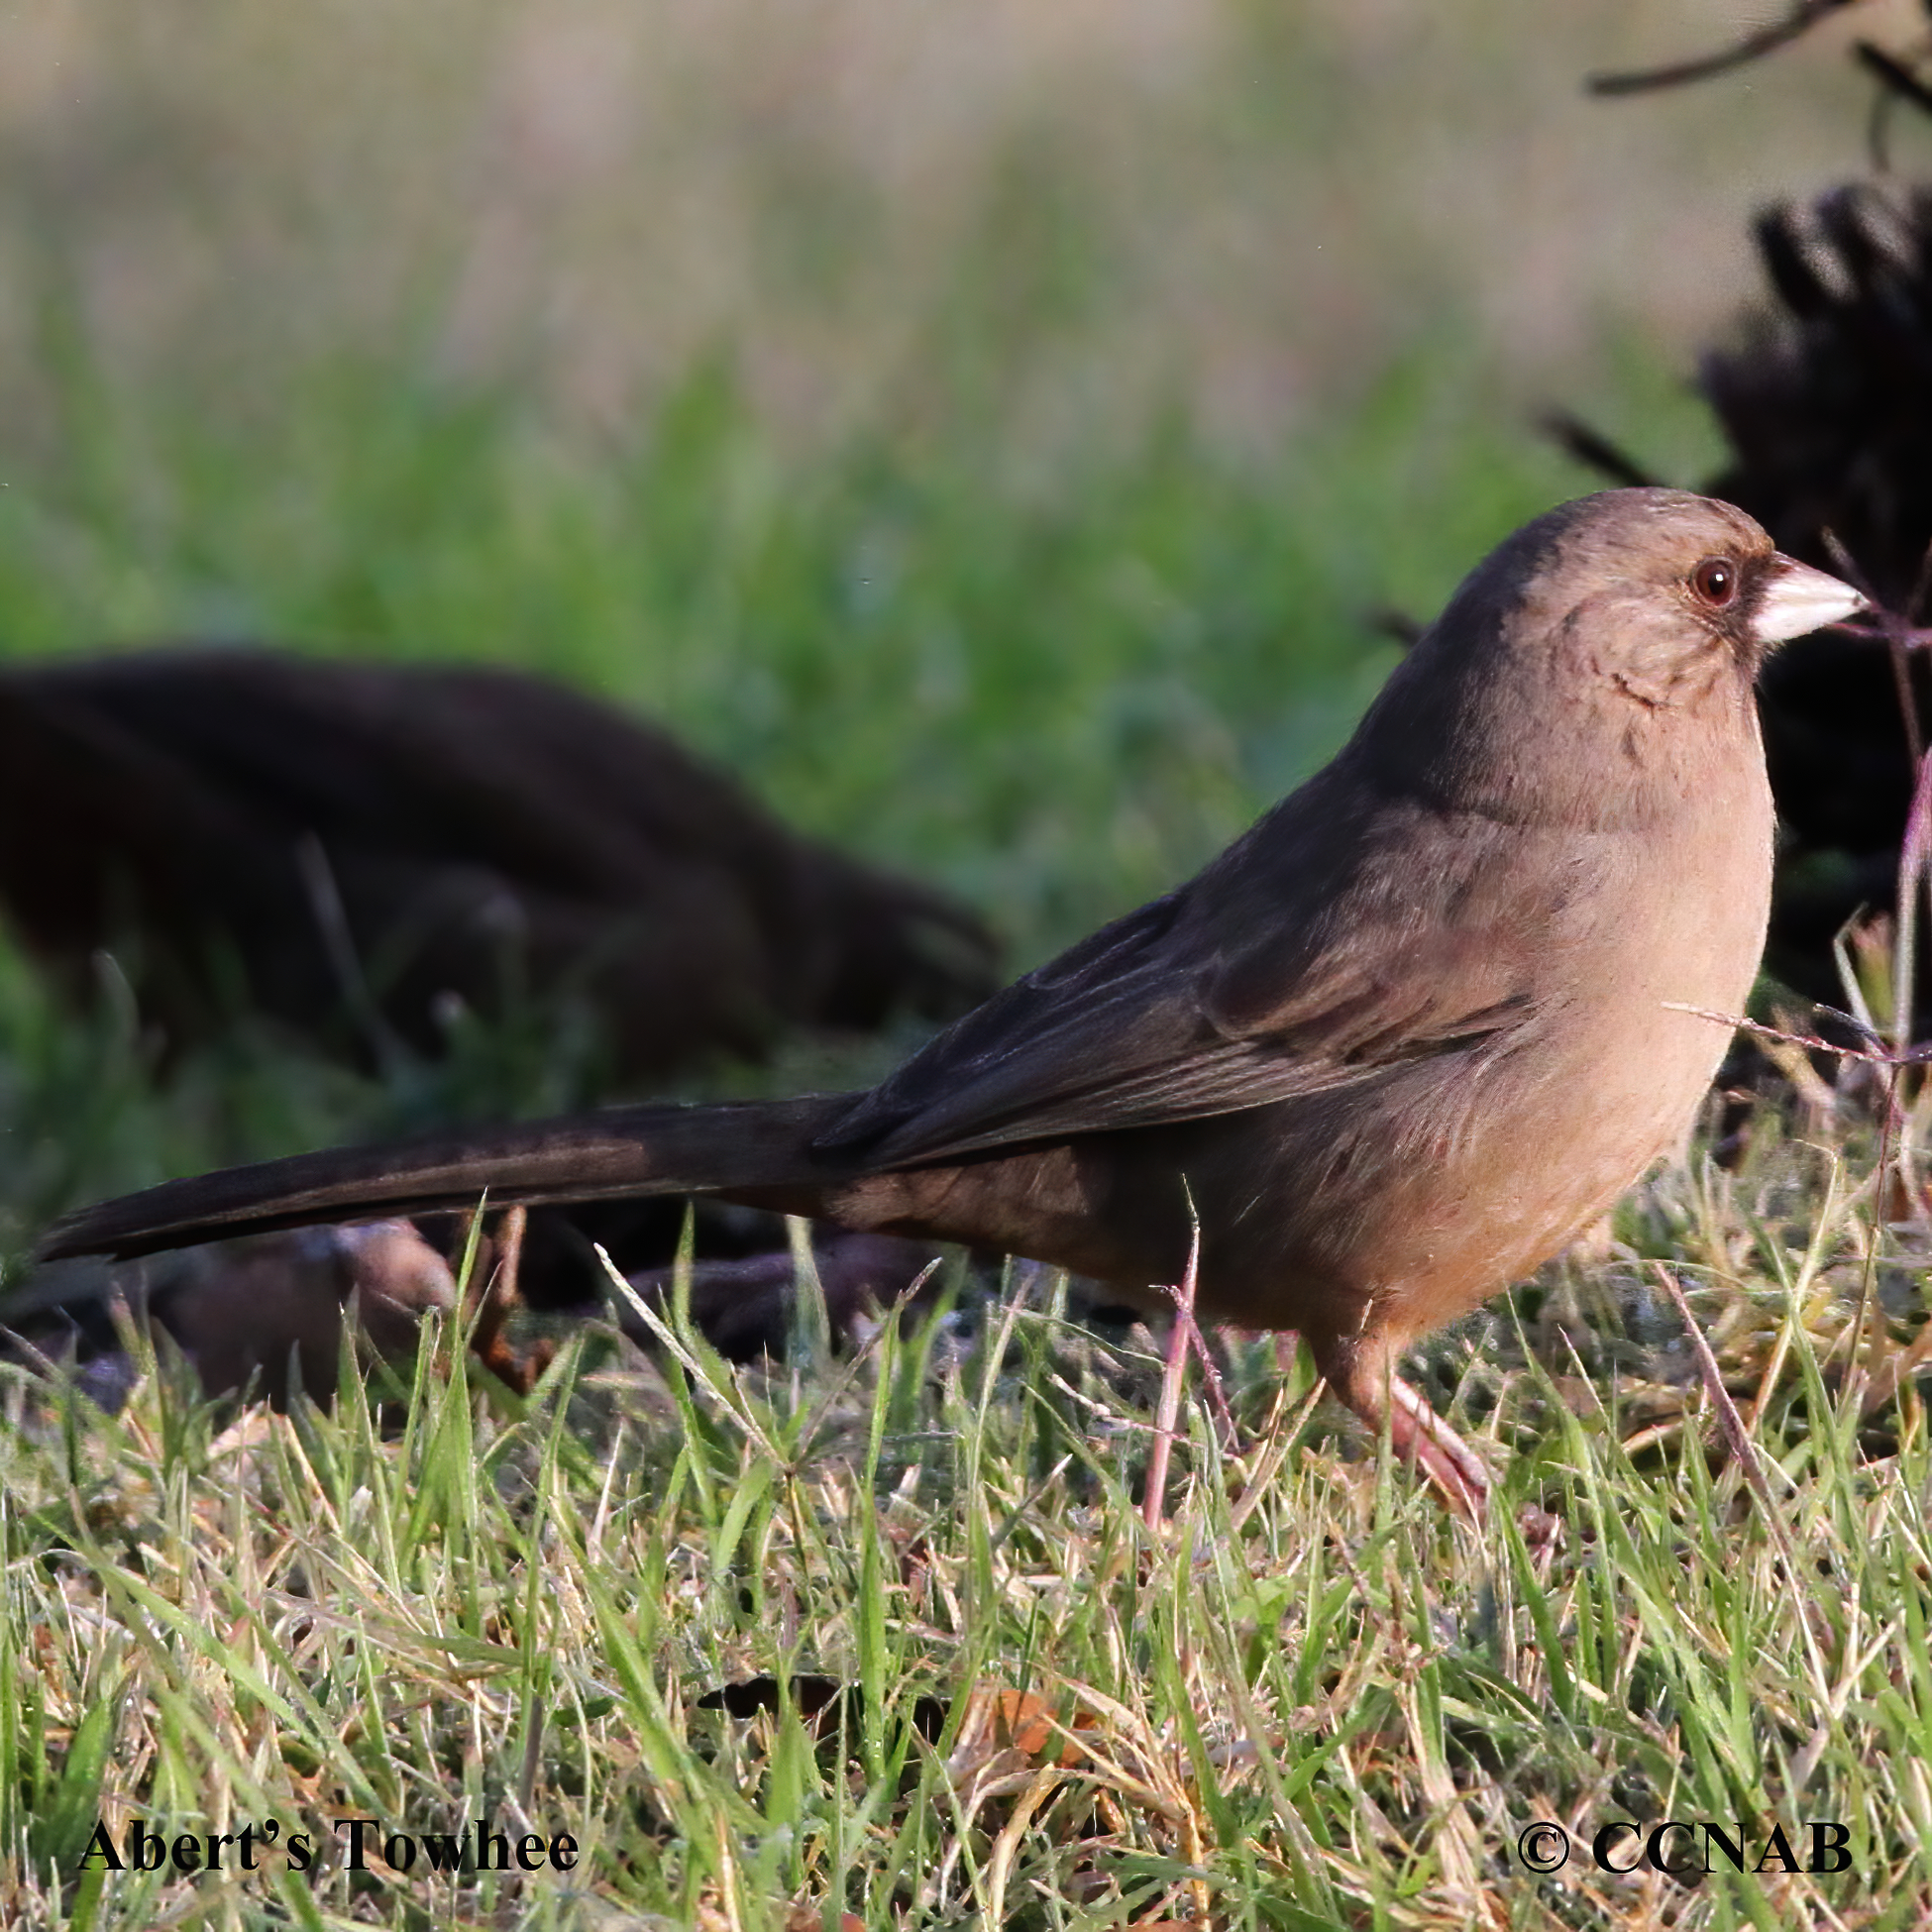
38, 491, 1865, 1514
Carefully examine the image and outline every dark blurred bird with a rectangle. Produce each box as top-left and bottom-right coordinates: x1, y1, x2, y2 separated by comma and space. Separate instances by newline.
0, 648, 998, 1082
42, 492, 1864, 1515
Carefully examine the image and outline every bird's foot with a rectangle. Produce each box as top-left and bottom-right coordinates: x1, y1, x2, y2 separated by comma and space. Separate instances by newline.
1385, 1372, 1491, 1519
1378, 1370, 1562, 1550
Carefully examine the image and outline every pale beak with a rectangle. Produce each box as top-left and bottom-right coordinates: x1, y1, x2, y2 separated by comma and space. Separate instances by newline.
1752, 554, 1868, 645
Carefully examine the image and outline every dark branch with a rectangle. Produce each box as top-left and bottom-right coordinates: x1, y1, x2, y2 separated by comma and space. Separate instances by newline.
1537, 411, 1662, 490
1855, 40, 1932, 119
1586, 0, 1866, 97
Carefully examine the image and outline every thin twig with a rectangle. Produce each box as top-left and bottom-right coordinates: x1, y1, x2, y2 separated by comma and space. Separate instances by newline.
1652, 1266, 1787, 1539
1586, 0, 1867, 97
1904, 536, 1932, 629
295, 834, 411, 1078
1189, 1316, 1239, 1452
1857, 40, 1932, 120
1654, 1266, 1839, 1727
1538, 410, 1662, 488
1893, 754, 1932, 1061
1822, 529, 1922, 768
1663, 1003, 1911, 1068
1141, 1222, 1201, 1533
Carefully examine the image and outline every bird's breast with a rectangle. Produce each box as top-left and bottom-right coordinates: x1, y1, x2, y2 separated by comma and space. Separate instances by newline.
1169, 750, 1774, 1338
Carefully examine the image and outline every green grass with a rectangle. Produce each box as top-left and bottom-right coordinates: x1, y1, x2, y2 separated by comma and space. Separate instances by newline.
5, 1127, 1932, 1928
0, 340, 1585, 931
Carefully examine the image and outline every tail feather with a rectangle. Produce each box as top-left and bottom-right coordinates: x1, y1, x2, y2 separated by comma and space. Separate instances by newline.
39, 1094, 858, 1262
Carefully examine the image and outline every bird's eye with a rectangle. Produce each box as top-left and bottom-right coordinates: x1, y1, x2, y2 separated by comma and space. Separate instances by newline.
1689, 556, 1739, 608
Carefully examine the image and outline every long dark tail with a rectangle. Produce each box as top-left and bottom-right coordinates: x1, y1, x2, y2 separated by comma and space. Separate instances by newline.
38, 1093, 861, 1262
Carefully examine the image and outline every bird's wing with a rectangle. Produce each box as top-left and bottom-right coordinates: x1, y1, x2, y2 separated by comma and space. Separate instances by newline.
815, 846, 1541, 1166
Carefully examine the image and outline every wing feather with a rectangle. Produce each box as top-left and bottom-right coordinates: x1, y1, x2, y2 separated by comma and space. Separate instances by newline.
816, 797, 1546, 1167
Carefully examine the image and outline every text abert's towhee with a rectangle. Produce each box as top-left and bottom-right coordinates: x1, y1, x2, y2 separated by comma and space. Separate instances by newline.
41, 490, 1866, 1514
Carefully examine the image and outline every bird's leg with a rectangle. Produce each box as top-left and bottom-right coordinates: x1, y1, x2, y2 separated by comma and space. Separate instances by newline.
466, 1205, 552, 1395
1309, 1330, 1491, 1524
